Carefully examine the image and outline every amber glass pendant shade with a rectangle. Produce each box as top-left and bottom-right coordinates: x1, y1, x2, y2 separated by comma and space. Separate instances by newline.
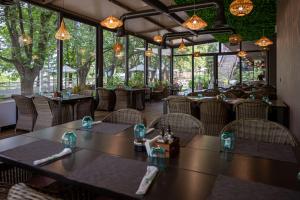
255, 36, 273, 47
100, 16, 123, 29
153, 34, 163, 43
237, 50, 247, 57
145, 48, 153, 57
229, 34, 242, 45
230, 0, 254, 17
183, 14, 207, 30
55, 19, 71, 41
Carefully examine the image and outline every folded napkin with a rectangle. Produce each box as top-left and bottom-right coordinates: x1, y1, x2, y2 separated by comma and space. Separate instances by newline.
146, 128, 155, 134
92, 121, 102, 125
136, 166, 158, 195
33, 148, 72, 166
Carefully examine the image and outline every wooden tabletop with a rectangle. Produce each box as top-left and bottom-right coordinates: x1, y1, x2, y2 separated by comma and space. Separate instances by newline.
0, 121, 299, 199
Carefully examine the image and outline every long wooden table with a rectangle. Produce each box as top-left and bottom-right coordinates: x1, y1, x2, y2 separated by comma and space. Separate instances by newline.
0, 121, 299, 199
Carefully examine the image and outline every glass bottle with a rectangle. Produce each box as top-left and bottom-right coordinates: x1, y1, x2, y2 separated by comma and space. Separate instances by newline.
134, 123, 146, 142
220, 132, 235, 152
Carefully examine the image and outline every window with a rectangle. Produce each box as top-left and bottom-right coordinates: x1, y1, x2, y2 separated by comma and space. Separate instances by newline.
128, 35, 145, 88
103, 30, 125, 88
194, 56, 214, 90
0, 2, 58, 96
147, 43, 159, 85
63, 18, 96, 90
173, 56, 192, 94
194, 42, 219, 54
218, 55, 240, 88
162, 48, 171, 84
242, 52, 266, 84
174, 45, 192, 55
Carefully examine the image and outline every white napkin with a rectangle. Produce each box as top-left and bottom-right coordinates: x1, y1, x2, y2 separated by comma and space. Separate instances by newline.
146, 128, 155, 134
92, 121, 102, 125
33, 148, 72, 166
136, 166, 159, 195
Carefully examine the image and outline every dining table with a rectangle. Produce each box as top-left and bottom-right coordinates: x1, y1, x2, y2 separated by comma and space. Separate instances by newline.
0, 121, 299, 199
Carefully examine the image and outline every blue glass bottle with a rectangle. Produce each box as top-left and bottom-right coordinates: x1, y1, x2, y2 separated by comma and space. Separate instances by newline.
82, 116, 93, 129
220, 132, 235, 152
62, 131, 77, 149
134, 123, 146, 142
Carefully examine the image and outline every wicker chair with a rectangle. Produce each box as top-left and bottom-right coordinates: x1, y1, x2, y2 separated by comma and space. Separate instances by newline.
96, 88, 114, 111
79, 90, 93, 97
166, 96, 191, 114
74, 98, 94, 120
148, 113, 204, 135
202, 89, 220, 97
221, 119, 297, 146
11, 95, 37, 132
222, 91, 238, 99
114, 88, 129, 110
235, 100, 269, 120
33, 96, 59, 131
102, 109, 145, 125
199, 100, 230, 136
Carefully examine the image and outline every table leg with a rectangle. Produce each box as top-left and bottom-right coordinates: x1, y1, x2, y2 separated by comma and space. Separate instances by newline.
163, 100, 168, 114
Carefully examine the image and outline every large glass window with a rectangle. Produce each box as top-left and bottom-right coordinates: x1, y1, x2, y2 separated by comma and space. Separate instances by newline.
194, 56, 214, 91
128, 35, 145, 88
63, 18, 96, 91
0, 2, 58, 96
173, 56, 192, 94
218, 55, 240, 88
194, 42, 219, 54
103, 30, 125, 88
242, 52, 266, 85
162, 48, 171, 84
147, 43, 159, 85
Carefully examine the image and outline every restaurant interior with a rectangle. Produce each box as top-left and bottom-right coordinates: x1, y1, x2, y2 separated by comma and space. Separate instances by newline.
0, 0, 299, 199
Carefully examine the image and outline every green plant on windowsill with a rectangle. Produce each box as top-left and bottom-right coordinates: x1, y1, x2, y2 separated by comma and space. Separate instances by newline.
128, 72, 144, 88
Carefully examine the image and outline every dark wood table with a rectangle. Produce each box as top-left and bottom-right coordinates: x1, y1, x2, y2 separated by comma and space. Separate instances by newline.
0, 121, 299, 199
51, 95, 94, 124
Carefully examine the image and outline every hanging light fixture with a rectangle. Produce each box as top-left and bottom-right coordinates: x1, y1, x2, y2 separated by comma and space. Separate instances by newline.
229, 34, 242, 45
183, 0, 207, 30
18, 34, 32, 46
153, 34, 163, 43
178, 39, 187, 53
255, 36, 273, 47
230, 0, 254, 17
194, 51, 201, 57
145, 48, 153, 57
113, 42, 123, 53
237, 50, 247, 58
55, 19, 71, 40
100, 16, 123, 29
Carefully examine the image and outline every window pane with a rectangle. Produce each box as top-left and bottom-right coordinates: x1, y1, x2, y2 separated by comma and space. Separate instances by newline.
162, 48, 171, 84
173, 56, 192, 94
148, 43, 159, 85
194, 42, 219, 54
128, 36, 144, 88
0, 2, 58, 96
103, 30, 125, 88
218, 55, 240, 88
242, 52, 266, 85
63, 19, 96, 90
194, 56, 214, 90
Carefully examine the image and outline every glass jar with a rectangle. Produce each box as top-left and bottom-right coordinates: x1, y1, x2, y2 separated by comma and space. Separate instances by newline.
220, 132, 235, 152
62, 131, 77, 149
82, 116, 93, 129
134, 123, 146, 142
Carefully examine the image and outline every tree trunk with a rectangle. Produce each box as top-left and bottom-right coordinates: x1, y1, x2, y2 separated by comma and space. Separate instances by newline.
20, 76, 35, 95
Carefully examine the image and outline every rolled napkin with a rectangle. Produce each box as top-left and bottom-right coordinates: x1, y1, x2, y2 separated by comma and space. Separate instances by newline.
146, 128, 155, 134
92, 121, 102, 125
33, 148, 72, 166
136, 166, 159, 195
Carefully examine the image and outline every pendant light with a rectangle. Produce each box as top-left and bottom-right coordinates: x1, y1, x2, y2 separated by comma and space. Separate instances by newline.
153, 16, 163, 43
255, 36, 273, 47
229, 34, 242, 45
18, 34, 32, 46
145, 48, 154, 57
113, 42, 123, 53
178, 39, 187, 53
100, 16, 123, 29
230, 0, 254, 17
237, 50, 247, 58
193, 51, 201, 57
55, 0, 71, 40
183, 0, 207, 30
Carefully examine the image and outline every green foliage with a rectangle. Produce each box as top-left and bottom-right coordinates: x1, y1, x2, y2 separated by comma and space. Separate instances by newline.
105, 74, 124, 88
174, 0, 276, 42
128, 72, 144, 88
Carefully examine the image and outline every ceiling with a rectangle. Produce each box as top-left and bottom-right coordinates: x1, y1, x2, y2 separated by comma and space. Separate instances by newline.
34, 0, 215, 46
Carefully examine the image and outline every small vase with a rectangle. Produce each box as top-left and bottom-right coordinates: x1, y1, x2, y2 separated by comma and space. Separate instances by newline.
82, 116, 93, 129
62, 131, 77, 149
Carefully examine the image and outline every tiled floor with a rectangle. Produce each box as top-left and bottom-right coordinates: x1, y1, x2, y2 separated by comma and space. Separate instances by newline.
0, 101, 164, 139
